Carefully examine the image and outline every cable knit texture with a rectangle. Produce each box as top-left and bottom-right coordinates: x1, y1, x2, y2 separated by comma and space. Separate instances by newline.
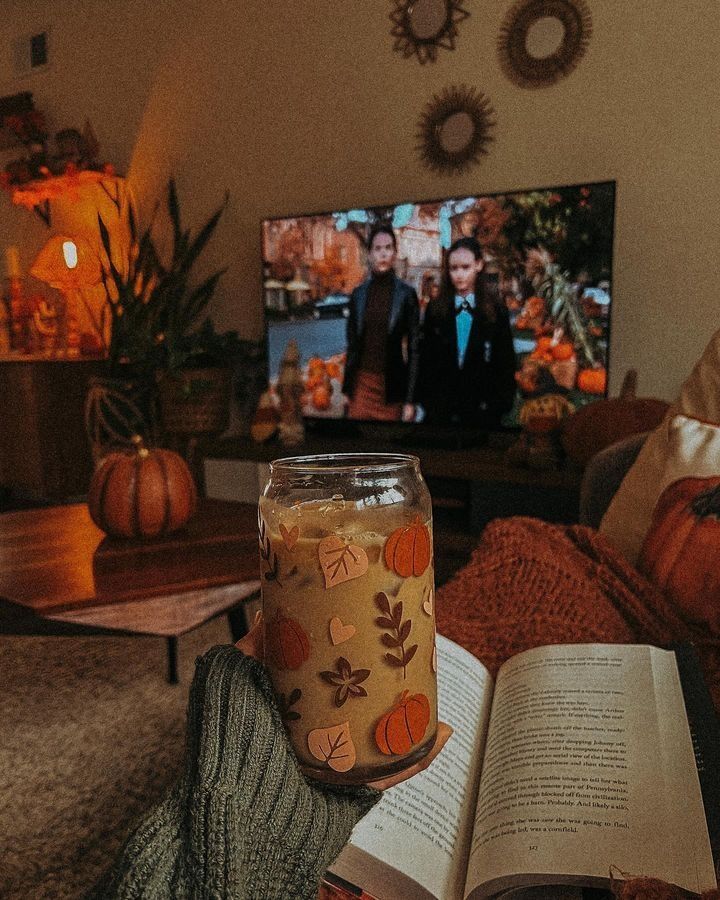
90, 647, 379, 899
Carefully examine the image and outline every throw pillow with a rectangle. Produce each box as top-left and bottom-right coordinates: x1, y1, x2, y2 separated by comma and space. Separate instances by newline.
599, 328, 720, 562
638, 473, 720, 636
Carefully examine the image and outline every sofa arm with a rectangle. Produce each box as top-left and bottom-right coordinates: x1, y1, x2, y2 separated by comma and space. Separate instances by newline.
578, 431, 649, 529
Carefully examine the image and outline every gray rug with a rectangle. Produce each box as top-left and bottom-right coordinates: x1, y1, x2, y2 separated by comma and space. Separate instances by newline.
1, 617, 232, 899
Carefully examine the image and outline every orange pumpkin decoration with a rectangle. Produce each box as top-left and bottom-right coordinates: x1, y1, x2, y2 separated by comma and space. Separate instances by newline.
577, 366, 607, 395
312, 385, 331, 410
638, 476, 720, 635
325, 361, 341, 379
266, 611, 310, 670
384, 515, 431, 577
87, 436, 197, 539
551, 340, 574, 361
375, 691, 431, 755
307, 356, 326, 375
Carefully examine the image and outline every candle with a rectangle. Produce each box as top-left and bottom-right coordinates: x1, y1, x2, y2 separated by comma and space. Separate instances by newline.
5, 246, 21, 279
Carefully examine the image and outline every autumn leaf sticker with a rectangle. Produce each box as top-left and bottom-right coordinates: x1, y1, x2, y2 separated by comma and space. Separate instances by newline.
318, 535, 368, 588
375, 591, 417, 678
277, 688, 302, 724
258, 512, 281, 585
319, 657, 370, 707
307, 722, 356, 772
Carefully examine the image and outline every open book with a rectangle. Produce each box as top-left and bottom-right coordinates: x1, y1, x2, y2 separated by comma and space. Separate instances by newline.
327, 637, 719, 900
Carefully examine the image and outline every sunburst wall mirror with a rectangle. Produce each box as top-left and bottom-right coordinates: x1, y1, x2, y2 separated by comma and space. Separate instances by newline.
416, 84, 495, 176
390, 0, 470, 64
498, 0, 592, 88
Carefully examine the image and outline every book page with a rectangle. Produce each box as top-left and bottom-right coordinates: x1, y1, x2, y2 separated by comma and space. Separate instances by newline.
329, 634, 494, 900
463, 644, 716, 899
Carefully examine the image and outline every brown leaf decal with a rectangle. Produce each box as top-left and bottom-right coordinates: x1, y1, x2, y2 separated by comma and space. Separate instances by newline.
307, 722, 356, 772
318, 535, 368, 588
279, 522, 299, 551
319, 657, 371, 707
375, 591, 416, 679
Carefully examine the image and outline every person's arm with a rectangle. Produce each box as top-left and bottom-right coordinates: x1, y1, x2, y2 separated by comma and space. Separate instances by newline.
93, 618, 451, 900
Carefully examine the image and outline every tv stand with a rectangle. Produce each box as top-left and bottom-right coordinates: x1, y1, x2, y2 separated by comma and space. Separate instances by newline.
201, 430, 583, 531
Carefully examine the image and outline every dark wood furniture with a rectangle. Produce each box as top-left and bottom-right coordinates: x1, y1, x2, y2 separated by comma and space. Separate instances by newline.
203, 431, 584, 529
0, 356, 104, 503
0, 498, 261, 682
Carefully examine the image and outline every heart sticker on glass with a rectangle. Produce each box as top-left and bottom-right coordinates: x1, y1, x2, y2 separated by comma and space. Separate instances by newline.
422, 587, 433, 616
279, 523, 299, 551
318, 535, 368, 588
329, 616, 356, 646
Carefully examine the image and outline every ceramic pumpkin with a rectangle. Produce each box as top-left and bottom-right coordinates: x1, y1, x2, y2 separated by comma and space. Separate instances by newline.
638, 476, 720, 635
375, 691, 431, 755
266, 611, 310, 670
312, 385, 331, 410
384, 515, 432, 577
87, 436, 197, 539
577, 366, 607, 395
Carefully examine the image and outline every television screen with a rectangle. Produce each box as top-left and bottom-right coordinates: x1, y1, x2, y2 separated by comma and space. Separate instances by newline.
262, 180, 615, 430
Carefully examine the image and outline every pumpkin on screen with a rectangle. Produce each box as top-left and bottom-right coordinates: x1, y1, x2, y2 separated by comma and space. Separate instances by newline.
638, 475, 720, 636
88, 436, 197, 539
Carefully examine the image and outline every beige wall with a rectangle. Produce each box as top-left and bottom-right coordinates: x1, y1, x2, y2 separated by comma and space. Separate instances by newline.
0, 0, 718, 399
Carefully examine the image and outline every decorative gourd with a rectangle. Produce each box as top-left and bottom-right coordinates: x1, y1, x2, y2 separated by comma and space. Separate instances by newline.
551, 340, 574, 361
577, 366, 607, 395
312, 385, 331, 410
384, 515, 432, 577
88, 436, 197, 539
561, 369, 669, 466
375, 691, 431, 755
638, 476, 720, 635
266, 611, 310, 670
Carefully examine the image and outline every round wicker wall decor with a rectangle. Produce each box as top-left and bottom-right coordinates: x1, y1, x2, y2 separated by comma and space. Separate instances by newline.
498, 0, 592, 89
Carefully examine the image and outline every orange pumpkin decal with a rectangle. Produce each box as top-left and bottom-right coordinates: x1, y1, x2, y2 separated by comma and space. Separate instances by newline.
384, 515, 431, 577
266, 611, 310, 670
577, 366, 607, 395
375, 691, 431, 756
638, 476, 720, 635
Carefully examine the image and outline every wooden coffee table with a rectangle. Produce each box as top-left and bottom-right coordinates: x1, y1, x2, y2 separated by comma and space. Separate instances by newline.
0, 498, 261, 682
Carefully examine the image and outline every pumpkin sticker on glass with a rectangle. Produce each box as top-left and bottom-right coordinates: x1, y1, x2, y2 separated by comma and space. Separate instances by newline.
384, 516, 432, 577
307, 721, 356, 772
375, 591, 417, 678
266, 611, 310, 670
375, 691, 431, 756
319, 656, 370, 707
318, 535, 368, 588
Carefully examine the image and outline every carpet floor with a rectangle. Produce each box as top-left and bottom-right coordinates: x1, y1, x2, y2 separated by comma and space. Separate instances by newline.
1, 616, 232, 900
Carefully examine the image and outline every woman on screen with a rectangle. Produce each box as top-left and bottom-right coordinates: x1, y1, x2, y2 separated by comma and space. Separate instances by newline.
342, 225, 420, 422
419, 236, 517, 428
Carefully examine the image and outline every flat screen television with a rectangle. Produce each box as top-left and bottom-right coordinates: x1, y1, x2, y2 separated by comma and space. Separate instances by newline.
261, 180, 615, 439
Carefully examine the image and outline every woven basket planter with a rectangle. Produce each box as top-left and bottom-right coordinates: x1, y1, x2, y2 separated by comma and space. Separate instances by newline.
158, 367, 232, 435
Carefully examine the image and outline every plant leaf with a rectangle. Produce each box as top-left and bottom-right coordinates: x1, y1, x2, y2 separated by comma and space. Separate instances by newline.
392, 601, 403, 625
403, 644, 418, 666
376, 592, 391, 615
399, 619, 412, 642
381, 633, 402, 648
385, 653, 405, 668
375, 616, 395, 629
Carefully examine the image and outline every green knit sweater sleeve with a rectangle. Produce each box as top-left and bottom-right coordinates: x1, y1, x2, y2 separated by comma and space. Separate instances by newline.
91, 646, 380, 900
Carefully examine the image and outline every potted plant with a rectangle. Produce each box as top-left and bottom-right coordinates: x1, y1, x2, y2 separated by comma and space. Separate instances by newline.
86, 177, 229, 459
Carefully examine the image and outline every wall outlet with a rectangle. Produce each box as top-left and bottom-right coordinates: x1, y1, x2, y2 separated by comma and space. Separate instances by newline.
14, 29, 51, 75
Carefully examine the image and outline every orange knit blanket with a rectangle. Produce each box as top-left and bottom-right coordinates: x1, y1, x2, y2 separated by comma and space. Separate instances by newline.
435, 517, 720, 900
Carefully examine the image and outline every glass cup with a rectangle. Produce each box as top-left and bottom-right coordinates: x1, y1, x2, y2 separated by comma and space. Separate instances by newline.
259, 453, 438, 784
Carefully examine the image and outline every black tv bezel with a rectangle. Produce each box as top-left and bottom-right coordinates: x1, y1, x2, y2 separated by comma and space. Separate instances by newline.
259, 178, 617, 442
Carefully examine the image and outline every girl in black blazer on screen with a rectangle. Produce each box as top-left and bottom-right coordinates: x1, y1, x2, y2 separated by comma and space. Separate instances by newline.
419, 236, 517, 428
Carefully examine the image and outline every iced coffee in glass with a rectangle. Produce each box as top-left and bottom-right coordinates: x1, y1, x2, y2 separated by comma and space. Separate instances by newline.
259, 453, 438, 784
